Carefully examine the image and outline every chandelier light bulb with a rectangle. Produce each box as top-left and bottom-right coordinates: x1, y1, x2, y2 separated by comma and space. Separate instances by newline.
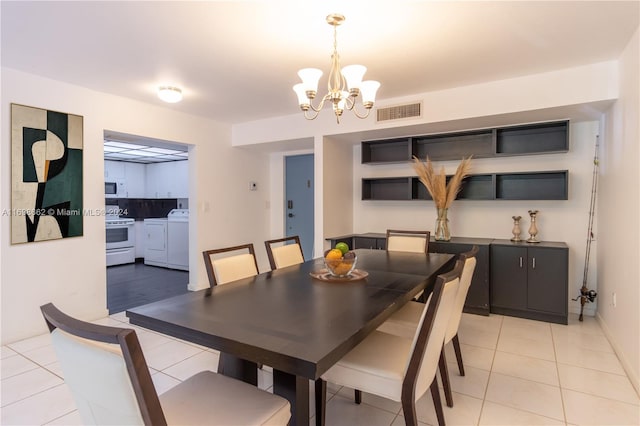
360, 80, 381, 106
157, 86, 183, 103
341, 65, 367, 92
297, 68, 323, 96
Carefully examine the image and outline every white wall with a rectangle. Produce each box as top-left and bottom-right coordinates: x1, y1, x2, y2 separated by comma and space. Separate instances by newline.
1, 68, 272, 344
598, 28, 640, 393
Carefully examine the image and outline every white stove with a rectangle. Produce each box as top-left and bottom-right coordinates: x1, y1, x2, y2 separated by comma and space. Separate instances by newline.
106, 207, 135, 266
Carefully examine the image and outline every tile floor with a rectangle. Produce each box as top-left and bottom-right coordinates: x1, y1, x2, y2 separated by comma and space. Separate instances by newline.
1, 312, 638, 425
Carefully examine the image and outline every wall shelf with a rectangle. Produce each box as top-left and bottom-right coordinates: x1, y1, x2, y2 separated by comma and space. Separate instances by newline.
362, 171, 568, 201
361, 120, 569, 163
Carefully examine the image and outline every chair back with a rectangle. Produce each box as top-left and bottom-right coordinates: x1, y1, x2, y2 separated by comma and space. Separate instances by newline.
203, 244, 259, 287
40, 303, 165, 426
402, 259, 463, 402
444, 246, 478, 344
265, 236, 304, 270
386, 229, 430, 253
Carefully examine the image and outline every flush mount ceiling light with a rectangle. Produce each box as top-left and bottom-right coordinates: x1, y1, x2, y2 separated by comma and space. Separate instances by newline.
293, 14, 380, 124
157, 86, 183, 103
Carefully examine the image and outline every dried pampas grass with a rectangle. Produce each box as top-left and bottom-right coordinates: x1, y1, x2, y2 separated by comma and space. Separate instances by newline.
412, 156, 472, 208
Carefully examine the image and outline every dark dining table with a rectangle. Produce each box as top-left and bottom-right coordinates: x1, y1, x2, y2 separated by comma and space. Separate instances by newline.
127, 249, 455, 425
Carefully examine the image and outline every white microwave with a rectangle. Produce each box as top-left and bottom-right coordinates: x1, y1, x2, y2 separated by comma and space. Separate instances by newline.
105, 180, 126, 198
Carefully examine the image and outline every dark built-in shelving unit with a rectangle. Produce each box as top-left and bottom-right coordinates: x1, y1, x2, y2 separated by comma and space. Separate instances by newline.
361, 120, 569, 164
361, 120, 570, 202
362, 170, 568, 201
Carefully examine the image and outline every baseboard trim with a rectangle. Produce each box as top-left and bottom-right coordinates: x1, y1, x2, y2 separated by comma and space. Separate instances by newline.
596, 312, 640, 397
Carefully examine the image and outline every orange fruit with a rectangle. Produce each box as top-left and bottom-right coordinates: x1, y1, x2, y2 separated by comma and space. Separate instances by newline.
325, 249, 343, 260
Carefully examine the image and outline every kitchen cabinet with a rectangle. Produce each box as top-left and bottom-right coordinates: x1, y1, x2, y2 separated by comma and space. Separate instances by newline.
124, 163, 146, 198
104, 160, 125, 180
146, 161, 188, 199
490, 240, 568, 324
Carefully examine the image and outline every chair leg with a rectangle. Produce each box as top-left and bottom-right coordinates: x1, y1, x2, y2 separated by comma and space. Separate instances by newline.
315, 379, 326, 426
401, 388, 418, 426
452, 334, 465, 376
354, 389, 362, 404
430, 377, 446, 426
439, 349, 454, 407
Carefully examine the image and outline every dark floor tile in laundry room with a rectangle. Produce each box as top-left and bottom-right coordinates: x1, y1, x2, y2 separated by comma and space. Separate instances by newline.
107, 262, 189, 314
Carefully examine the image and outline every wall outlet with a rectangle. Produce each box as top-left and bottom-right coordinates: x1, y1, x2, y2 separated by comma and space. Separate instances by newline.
249, 181, 257, 191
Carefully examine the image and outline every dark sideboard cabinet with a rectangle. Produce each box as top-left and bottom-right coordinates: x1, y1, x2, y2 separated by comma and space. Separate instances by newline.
327, 234, 492, 316
490, 240, 568, 324
327, 234, 569, 324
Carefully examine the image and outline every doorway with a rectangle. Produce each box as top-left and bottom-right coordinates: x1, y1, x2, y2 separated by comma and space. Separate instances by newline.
285, 154, 314, 260
103, 130, 191, 313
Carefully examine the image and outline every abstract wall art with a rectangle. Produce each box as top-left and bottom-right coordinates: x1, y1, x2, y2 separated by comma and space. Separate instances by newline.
11, 104, 83, 244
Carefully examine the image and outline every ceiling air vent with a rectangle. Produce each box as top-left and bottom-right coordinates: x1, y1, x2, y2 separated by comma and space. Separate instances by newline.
376, 102, 422, 122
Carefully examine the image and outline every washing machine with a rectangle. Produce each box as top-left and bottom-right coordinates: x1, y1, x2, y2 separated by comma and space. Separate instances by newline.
167, 209, 189, 271
144, 218, 168, 267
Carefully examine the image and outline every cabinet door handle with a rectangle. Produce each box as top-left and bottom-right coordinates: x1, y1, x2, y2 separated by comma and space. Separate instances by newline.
519, 257, 523, 268
532, 257, 536, 269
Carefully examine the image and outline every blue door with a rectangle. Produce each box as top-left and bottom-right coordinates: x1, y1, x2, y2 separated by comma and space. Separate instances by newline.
285, 154, 314, 260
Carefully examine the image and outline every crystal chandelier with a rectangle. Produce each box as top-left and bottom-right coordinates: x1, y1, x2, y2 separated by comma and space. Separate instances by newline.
293, 14, 380, 124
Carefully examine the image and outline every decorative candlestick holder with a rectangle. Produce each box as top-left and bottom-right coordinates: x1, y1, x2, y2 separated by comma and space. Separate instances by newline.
527, 209, 540, 243
511, 216, 522, 242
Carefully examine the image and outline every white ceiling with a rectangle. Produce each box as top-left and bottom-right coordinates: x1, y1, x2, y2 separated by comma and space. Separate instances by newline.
1, 1, 638, 124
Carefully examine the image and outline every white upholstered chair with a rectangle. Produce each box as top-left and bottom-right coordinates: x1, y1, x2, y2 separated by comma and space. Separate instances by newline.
203, 243, 259, 287
315, 259, 464, 426
377, 246, 478, 407
386, 229, 431, 302
264, 236, 304, 270
40, 303, 290, 426
386, 229, 430, 253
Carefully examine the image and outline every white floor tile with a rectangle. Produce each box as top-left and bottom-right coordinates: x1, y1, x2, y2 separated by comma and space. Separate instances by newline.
1, 345, 18, 359
336, 386, 402, 415
0, 383, 75, 425
552, 324, 614, 353
563, 388, 640, 425
558, 363, 640, 405
128, 326, 175, 351
150, 371, 182, 395
501, 316, 553, 343
497, 332, 556, 361
551, 313, 604, 336
444, 362, 490, 400
415, 390, 483, 425
44, 409, 83, 425
109, 311, 129, 323
90, 317, 126, 327
444, 340, 495, 372
7, 333, 52, 354
161, 350, 220, 381
492, 351, 559, 386
1, 368, 63, 407
143, 339, 203, 370
324, 393, 398, 426
555, 342, 626, 375
485, 372, 564, 421
1, 354, 39, 380
479, 401, 565, 425
21, 344, 59, 366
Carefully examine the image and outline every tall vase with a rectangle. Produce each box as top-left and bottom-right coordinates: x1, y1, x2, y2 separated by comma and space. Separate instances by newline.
434, 208, 451, 241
